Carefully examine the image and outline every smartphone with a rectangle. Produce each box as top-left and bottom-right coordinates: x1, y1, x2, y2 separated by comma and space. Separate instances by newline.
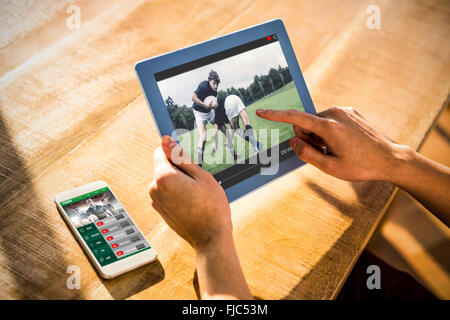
54, 181, 157, 279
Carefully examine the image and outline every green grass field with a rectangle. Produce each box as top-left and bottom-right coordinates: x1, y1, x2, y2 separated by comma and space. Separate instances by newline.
178, 81, 305, 175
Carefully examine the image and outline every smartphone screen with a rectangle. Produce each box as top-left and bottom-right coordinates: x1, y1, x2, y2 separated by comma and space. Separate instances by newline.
59, 187, 151, 266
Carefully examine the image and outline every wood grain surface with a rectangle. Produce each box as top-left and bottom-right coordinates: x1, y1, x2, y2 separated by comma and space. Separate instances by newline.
0, 0, 449, 299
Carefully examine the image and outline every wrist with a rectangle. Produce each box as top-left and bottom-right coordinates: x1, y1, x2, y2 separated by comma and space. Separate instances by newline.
383, 144, 417, 185
195, 231, 234, 257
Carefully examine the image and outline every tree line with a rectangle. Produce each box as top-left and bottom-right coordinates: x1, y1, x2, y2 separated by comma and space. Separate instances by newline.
165, 65, 293, 130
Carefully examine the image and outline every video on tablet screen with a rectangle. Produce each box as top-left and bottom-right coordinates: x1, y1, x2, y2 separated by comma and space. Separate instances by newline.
155, 35, 305, 189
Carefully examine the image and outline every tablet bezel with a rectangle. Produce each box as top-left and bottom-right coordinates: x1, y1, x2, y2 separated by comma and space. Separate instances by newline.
135, 18, 316, 202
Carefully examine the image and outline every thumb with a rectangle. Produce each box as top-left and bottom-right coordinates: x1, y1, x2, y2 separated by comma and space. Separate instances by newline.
161, 135, 204, 178
290, 137, 332, 172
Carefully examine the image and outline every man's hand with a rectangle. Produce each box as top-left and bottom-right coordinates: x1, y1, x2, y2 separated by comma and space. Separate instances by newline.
149, 135, 253, 299
256, 107, 450, 224
149, 135, 232, 250
256, 107, 406, 182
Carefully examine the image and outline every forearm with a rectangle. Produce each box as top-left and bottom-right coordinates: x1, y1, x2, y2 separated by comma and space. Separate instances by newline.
195, 235, 253, 300
193, 94, 210, 109
387, 145, 450, 226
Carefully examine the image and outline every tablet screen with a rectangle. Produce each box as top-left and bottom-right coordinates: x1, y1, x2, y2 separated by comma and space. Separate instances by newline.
155, 34, 305, 189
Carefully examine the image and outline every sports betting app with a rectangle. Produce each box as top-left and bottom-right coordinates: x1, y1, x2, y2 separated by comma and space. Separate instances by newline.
60, 187, 151, 266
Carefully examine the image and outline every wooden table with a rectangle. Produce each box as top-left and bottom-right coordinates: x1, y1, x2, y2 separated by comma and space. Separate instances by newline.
0, 0, 449, 299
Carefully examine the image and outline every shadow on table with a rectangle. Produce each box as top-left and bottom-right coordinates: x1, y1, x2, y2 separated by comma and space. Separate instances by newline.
58, 206, 166, 299
102, 259, 165, 299
282, 179, 395, 299
0, 115, 82, 299
369, 190, 450, 279
435, 123, 450, 144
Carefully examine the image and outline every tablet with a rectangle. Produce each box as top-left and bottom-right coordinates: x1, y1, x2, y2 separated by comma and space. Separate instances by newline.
135, 19, 316, 202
